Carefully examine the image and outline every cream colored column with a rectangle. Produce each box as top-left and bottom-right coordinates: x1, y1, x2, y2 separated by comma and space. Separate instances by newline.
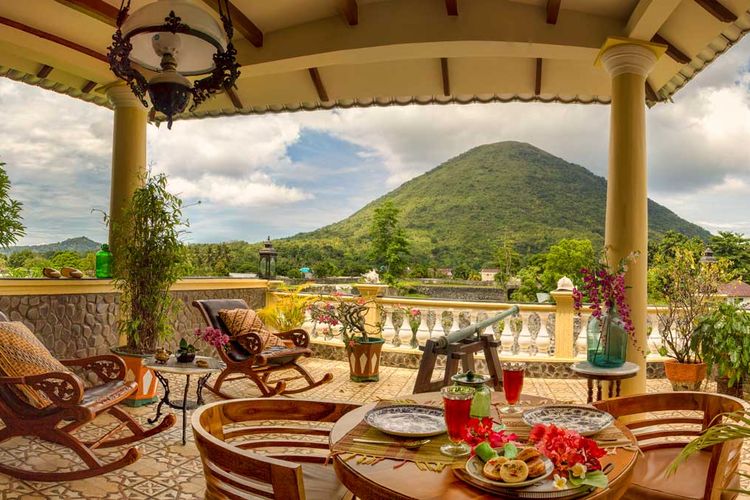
106, 84, 148, 253
357, 284, 388, 337
600, 41, 661, 395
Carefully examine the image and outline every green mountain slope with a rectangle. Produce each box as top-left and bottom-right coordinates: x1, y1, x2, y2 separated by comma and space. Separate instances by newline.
282, 141, 709, 269
1, 236, 101, 256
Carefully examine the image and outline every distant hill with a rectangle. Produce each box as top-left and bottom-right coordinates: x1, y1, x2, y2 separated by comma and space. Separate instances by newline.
1, 236, 101, 255
281, 141, 710, 268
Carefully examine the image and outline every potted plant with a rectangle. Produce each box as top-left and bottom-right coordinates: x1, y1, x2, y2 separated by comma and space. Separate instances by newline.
573, 251, 641, 368
258, 284, 314, 332
309, 292, 385, 382
692, 300, 750, 397
652, 247, 729, 391
108, 173, 188, 405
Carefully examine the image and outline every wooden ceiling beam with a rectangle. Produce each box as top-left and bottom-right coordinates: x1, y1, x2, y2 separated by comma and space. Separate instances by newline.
81, 81, 97, 93
201, 0, 263, 48
546, 0, 561, 24
308, 67, 329, 102
445, 0, 458, 16
652, 33, 690, 64
0, 15, 107, 63
225, 85, 243, 109
440, 58, 450, 96
54, 0, 120, 26
694, 0, 737, 22
534, 58, 542, 95
645, 80, 658, 102
626, 0, 682, 40
36, 65, 53, 79
342, 0, 358, 26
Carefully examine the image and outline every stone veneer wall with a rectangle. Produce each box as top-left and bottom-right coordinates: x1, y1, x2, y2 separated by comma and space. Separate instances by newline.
0, 288, 265, 359
310, 342, 667, 379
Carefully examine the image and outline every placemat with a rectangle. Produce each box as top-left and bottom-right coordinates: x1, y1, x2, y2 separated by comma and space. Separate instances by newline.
330, 400, 460, 471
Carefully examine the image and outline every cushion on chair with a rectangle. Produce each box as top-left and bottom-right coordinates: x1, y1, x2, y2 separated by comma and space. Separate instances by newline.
301, 463, 351, 500
0, 322, 73, 409
218, 308, 286, 350
622, 448, 739, 500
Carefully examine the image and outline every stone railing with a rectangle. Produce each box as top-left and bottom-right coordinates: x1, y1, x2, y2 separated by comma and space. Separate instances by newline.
276, 284, 668, 363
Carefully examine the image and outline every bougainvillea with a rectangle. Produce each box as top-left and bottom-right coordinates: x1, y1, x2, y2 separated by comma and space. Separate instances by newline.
528, 424, 606, 477
463, 417, 518, 450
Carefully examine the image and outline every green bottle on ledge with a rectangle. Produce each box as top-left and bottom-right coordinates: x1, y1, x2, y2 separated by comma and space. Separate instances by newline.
95, 244, 113, 279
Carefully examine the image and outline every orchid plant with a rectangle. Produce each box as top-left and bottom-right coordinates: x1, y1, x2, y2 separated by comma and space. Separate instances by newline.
195, 326, 230, 351
308, 292, 383, 352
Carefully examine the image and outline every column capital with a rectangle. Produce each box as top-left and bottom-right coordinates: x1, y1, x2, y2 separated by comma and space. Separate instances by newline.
597, 37, 665, 78
106, 83, 145, 109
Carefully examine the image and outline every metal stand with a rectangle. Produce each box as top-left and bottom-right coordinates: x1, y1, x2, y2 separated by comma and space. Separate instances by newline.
149, 371, 213, 445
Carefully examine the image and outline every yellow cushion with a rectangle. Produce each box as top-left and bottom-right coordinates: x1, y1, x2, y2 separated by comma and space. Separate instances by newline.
0, 322, 71, 408
218, 309, 286, 351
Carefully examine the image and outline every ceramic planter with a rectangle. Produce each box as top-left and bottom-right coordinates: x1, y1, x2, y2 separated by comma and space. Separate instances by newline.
347, 337, 385, 382
664, 360, 707, 391
112, 348, 159, 407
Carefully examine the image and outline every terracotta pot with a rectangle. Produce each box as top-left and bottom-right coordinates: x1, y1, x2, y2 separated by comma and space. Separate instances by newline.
664, 360, 707, 391
347, 337, 385, 382
112, 349, 159, 407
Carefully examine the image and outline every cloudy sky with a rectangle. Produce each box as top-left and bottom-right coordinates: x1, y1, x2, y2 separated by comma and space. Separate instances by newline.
1, 37, 750, 246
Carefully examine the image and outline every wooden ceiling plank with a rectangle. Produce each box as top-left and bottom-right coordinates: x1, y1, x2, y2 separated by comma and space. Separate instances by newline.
534, 58, 542, 95
225, 85, 243, 109
53, 0, 119, 26
308, 67, 329, 102
652, 33, 691, 64
36, 65, 53, 78
546, 0, 561, 24
694, 0, 737, 22
626, 0, 682, 40
440, 58, 450, 96
81, 80, 97, 93
0, 15, 107, 63
201, 0, 263, 48
446, 0, 458, 16
342, 0, 358, 26
645, 80, 658, 101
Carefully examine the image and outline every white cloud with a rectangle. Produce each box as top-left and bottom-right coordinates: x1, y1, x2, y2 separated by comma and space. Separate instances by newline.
168, 173, 313, 208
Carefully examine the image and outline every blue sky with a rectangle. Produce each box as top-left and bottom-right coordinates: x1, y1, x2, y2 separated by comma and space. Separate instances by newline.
1, 35, 750, 245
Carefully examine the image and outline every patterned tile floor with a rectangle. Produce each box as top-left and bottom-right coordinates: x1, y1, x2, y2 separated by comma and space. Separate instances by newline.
0, 359, 747, 499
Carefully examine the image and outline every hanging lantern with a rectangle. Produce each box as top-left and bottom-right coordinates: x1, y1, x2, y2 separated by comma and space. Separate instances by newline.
258, 237, 277, 280
107, 0, 240, 128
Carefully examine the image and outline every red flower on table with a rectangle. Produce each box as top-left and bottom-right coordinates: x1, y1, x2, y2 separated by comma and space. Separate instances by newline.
464, 417, 518, 449
528, 424, 605, 477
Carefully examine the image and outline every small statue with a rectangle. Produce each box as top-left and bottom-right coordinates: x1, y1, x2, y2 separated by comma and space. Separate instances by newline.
363, 269, 380, 284
153, 347, 171, 364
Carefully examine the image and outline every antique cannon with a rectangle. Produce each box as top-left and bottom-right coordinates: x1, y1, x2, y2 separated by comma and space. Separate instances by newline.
413, 306, 520, 394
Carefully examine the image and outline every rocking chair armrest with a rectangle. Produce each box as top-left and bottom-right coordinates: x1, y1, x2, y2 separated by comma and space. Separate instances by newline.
273, 329, 310, 348
60, 355, 127, 383
0, 371, 84, 407
233, 332, 263, 355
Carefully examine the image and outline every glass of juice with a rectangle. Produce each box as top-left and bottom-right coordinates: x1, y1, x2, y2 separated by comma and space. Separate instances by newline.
499, 362, 526, 414
440, 385, 474, 457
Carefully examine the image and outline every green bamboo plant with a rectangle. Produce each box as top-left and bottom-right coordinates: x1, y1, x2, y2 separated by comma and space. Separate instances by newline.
258, 285, 315, 331
669, 410, 750, 495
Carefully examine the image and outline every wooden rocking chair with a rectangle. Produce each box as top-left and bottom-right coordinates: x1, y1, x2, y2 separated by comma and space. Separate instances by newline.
0, 312, 175, 481
192, 299, 333, 398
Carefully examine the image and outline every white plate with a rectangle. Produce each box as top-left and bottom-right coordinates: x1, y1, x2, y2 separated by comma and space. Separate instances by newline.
364, 404, 446, 437
522, 405, 614, 437
465, 451, 554, 489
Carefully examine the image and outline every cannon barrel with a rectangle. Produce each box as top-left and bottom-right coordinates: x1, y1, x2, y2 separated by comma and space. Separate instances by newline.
436, 306, 520, 349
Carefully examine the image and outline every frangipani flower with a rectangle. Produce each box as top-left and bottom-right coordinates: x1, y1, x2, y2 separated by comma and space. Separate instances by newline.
570, 463, 587, 479
553, 474, 567, 490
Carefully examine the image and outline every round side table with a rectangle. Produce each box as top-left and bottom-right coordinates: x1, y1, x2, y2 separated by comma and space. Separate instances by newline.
144, 355, 225, 445
571, 361, 640, 403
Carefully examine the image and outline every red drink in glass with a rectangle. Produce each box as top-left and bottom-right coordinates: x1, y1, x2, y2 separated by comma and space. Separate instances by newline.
502, 368, 524, 405
443, 397, 472, 442
500, 362, 526, 414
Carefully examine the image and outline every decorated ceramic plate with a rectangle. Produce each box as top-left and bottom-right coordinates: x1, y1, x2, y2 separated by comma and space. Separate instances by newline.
454, 468, 593, 499
522, 405, 614, 436
465, 453, 554, 489
364, 405, 446, 437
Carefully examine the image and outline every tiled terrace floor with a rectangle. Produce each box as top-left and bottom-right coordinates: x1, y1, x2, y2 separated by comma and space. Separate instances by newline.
0, 359, 747, 499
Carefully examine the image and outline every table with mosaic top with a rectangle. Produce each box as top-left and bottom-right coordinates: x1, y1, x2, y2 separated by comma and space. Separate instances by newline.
571, 362, 640, 403
144, 356, 225, 445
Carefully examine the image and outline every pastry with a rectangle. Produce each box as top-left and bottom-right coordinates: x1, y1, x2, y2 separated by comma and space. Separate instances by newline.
499, 460, 529, 483
526, 457, 547, 478
516, 447, 541, 462
482, 456, 509, 481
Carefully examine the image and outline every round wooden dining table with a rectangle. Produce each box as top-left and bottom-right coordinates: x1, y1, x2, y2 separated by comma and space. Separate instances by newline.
330, 391, 638, 500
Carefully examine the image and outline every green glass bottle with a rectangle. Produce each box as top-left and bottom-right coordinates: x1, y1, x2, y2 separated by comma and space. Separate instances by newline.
95, 244, 113, 278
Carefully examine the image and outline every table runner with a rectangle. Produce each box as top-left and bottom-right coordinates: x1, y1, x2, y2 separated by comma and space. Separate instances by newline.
331, 400, 635, 473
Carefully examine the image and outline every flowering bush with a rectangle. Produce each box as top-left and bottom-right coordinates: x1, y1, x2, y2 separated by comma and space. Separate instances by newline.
528, 424, 608, 489
573, 250, 640, 355
195, 327, 230, 351
308, 292, 383, 351
464, 417, 517, 449
406, 307, 421, 334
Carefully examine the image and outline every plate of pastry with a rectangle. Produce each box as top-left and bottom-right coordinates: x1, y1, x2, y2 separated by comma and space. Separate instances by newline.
465, 445, 553, 489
